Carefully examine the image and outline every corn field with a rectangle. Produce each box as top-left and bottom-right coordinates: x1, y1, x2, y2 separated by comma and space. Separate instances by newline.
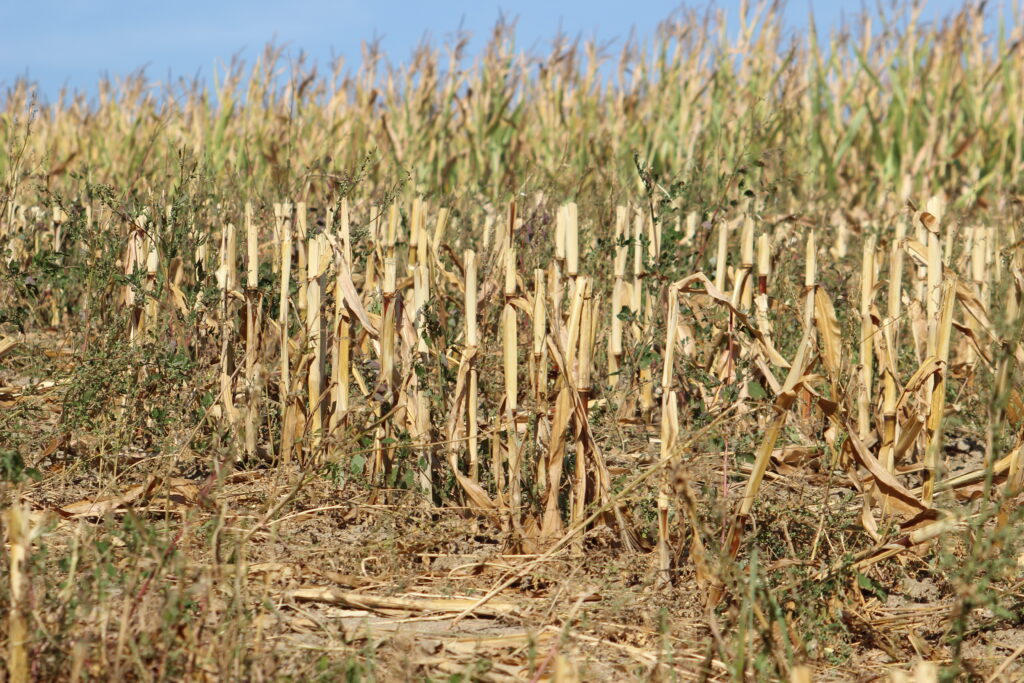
4, 3, 1024, 680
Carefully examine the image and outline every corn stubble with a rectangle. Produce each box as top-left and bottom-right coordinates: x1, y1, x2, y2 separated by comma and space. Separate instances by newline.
4, 3, 1024, 679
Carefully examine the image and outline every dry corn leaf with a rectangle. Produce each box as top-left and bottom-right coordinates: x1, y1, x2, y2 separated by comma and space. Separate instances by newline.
0, 336, 18, 359
951, 320, 993, 364
895, 356, 942, 413
814, 286, 843, 378
57, 476, 160, 518
1007, 389, 1024, 425
861, 489, 882, 542
288, 588, 521, 617
441, 347, 497, 516
168, 282, 190, 314
673, 272, 791, 368
335, 254, 379, 337
443, 629, 555, 654
893, 414, 925, 464
954, 279, 997, 338
918, 211, 938, 234
838, 421, 929, 516
542, 387, 572, 538
901, 238, 927, 268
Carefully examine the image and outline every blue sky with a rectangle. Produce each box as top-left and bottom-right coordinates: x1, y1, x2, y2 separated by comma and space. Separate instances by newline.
0, 1, 1002, 101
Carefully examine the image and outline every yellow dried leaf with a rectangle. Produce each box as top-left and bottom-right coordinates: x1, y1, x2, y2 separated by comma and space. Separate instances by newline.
814, 287, 843, 378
